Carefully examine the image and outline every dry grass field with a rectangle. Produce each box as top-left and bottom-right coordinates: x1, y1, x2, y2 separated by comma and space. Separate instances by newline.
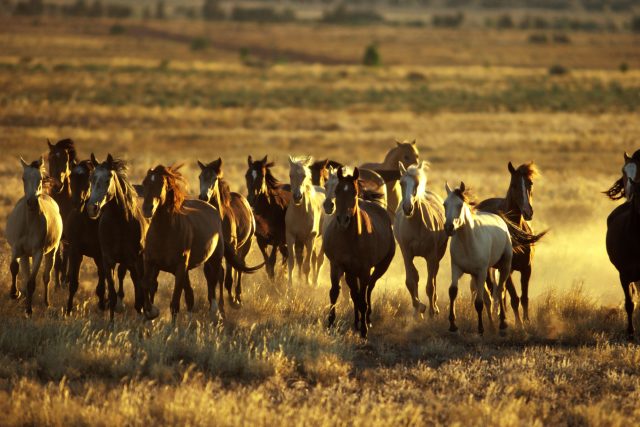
0, 16, 639, 425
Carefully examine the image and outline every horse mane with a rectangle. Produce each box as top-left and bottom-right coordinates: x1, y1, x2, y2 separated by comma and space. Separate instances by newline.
150, 164, 188, 214
218, 177, 232, 209
27, 160, 53, 192
604, 178, 625, 201
51, 138, 77, 163
102, 158, 138, 216
516, 162, 539, 181
454, 187, 477, 208
73, 159, 94, 175
264, 163, 284, 191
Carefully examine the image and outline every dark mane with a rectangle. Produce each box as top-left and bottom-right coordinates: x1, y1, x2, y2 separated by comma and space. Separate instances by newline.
150, 164, 188, 214
604, 178, 625, 201
74, 159, 94, 175
99, 157, 138, 216
50, 138, 77, 163
454, 187, 477, 207
264, 162, 285, 191
218, 177, 232, 209
516, 162, 539, 181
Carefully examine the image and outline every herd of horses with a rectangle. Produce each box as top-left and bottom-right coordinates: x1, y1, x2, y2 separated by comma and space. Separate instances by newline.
4, 139, 639, 339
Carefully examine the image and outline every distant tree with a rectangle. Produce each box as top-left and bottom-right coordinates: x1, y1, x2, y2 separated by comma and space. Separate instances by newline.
202, 0, 224, 20
155, 0, 165, 19
632, 16, 640, 33
88, 0, 103, 17
362, 43, 380, 66
13, 0, 44, 16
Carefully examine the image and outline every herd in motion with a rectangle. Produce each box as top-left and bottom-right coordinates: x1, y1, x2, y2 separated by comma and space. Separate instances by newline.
5, 139, 639, 339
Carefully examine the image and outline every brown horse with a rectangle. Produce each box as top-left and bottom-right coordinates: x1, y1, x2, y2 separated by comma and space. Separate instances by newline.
140, 165, 262, 321
324, 167, 396, 338
476, 162, 547, 324
86, 154, 146, 320
47, 138, 77, 289
245, 155, 291, 279
198, 158, 256, 308
604, 150, 640, 202
606, 177, 640, 339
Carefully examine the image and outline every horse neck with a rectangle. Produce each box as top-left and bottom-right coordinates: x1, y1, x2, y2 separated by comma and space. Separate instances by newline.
504, 187, 523, 223
294, 182, 316, 212
107, 176, 134, 222
210, 186, 224, 218
456, 204, 478, 244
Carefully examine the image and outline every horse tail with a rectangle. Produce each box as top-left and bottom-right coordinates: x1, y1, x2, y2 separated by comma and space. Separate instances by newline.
500, 214, 548, 252
223, 241, 264, 273
603, 177, 625, 200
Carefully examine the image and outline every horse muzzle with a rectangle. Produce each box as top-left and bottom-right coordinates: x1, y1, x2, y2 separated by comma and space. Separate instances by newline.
26, 196, 38, 209
402, 202, 414, 217
292, 192, 303, 205
323, 200, 335, 215
523, 208, 533, 221
86, 203, 101, 219
336, 214, 351, 229
444, 223, 455, 236
142, 203, 156, 219
198, 193, 209, 202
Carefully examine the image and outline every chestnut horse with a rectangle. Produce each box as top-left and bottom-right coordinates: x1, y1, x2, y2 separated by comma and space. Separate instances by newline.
245, 155, 291, 279
199, 157, 256, 307
476, 162, 547, 324
324, 167, 395, 338
6, 157, 62, 316
140, 165, 262, 321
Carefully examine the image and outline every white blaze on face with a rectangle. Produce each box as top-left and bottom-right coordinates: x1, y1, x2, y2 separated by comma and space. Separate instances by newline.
402, 175, 415, 211
344, 184, 349, 191
624, 162, 637, 197
23, 167, 42, 198
251, 170, 257, 181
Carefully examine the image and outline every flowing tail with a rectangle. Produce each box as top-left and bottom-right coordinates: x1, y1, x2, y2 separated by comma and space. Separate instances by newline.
500, 214, 548, 253
223, 241, 264, 273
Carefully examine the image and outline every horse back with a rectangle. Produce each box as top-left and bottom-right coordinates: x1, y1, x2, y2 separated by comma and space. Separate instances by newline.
606, 204, 640, 281
476, 197, 504, 215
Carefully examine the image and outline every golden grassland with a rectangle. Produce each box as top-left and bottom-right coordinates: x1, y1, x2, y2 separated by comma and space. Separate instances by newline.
0, 17, 639, 425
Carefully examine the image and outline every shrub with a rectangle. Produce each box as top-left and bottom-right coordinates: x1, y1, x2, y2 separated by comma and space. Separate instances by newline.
202, 0, 224, 21
190, 37, 210, 51
495, 14, 514, 29
528, 33, 548, 44
321, 5, 383, 25
432, 12, 464, 28
109, 24, 125, 35
619, 62, 629, 73
231, 7, 295, 23
553, 33, 570, 44
548, 64, 568, 76
362, 43, 380, 67
631, 16, 640, 33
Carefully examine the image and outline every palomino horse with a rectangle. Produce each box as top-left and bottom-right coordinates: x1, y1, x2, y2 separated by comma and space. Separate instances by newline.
286, 156, 326, 286
604, 150, 640, 201
6, 157, 62, 316
395, 161, 448, 318
47, 138, 77, 289
199, 158, 256, 307
606, 177, 640, 339
86, 154, 146, 320
360, 139, 420, 218
245, 155, 291, 279
477, 162, 547, 324
322, 166, 386, 215
65, 160, 133, 313
140, 165, 262, 321
311, 159, 388, 214
324, 167, 395, 338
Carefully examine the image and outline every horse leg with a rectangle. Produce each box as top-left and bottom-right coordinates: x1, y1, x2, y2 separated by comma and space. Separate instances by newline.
66, 249, 82, 314
234, 243, 251, 307
60, 243, 69, 289
621, 276, 635, 339
103, 259, 118, 322
345, 273, 360, 331
257, 238, 272, 279
26, 251, 44, 316
294, 240, 304, 284
115, 264, 127, 313
401, 248, 423, 317
53, 246, 62, 290
470, 274, 485, 335
506, 274, 521, 326
494, 255, 512, 332
367, 244, 394, 328
224, 258, 238, 309
302, 237, 314, 286
520, 265, 532, 323
171, 255, 190, 324
327, 263, 343, 328
183, 272, 195, 322
358, 271, 371, 338
204, 245, 224, 322
448, 264, 463, 333
9, 250, 20, 300
314, 240, 325, 287
41, 249, 55, 308
286, 234, 296, 288
426, 258, 440, 317
93, 257, 107, 311
19, 257, 30, 302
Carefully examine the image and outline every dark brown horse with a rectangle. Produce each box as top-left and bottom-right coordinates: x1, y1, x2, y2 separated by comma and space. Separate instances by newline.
324, 167, 396, 338
85, 154, 146, 320
140, 165, 262, 321
245, 155, 291, 279
47, 138, 77, 289
198, 158, 256, 308
65, 160, 132, 314
476, 162, 547, 324
604, 149, 640, 202
606, 177, 640, 339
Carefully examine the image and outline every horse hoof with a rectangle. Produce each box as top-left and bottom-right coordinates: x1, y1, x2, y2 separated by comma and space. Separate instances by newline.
114, 298, 125, 314
418, 303, 427, 314
449, 325, 459, 334
144, 305, 160, 320
98, 301, 107, 311
228, 298, 242, 310
10, 290, 21, 300
414, 310, 424, 320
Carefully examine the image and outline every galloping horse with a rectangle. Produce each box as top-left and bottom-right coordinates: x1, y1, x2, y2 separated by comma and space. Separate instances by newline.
477, 162, 547, 324
245, 155, 291, 279
6, 157, 62, 316
47, 138, 77, 289
606, 177, 640, 339
199, 158, 256, 307
395, 162, 448, 318
140, 165, 262, 321
86, 154, 146, 320
286, 156, 326, 286
360, 140, 420, 218
324, 167, 395, 338
604, 150, 640, 201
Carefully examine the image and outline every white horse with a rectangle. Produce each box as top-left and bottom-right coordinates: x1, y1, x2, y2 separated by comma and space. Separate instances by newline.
285, 156, 326, 287
443, 182, 512, 335
395, 161, 448, 318
6, 157, 63, 316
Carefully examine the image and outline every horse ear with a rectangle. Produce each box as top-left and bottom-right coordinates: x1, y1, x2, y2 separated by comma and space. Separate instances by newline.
411, 139, 416, 145
508, 161, 516, 174
47, 139, 53, 149
197, 160, 206, 170
106, 153, 114, 165
247, 155, 252, 167
624, 152, 631, 162
305, 156, 314, 167
217, 157, 222, 167
445, 182, 452, 195
396, 140, 402, 147
20, 156, 28, 168
460, 181, 466, 192
261, 155, 268, 164
37, 156, 44, 168
90, 153, 98, 167
353, 167, 360, 181
322, 159, 329, 168
337, 166, 345, 180
398, 161, 407, 175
